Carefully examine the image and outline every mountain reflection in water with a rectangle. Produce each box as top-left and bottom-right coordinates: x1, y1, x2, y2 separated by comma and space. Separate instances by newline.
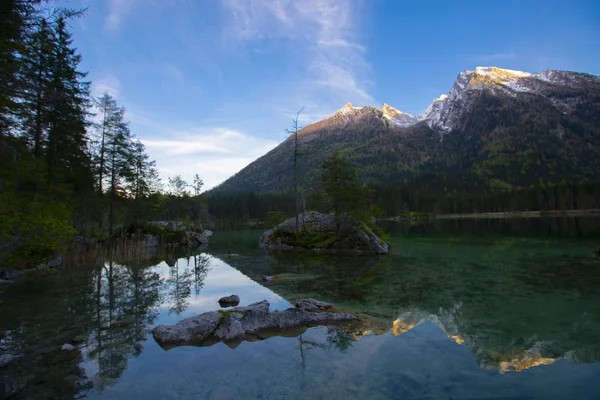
0, 219, 599, 399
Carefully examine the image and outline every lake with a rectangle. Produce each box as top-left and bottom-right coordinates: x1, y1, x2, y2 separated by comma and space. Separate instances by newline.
1, 217, 600, 399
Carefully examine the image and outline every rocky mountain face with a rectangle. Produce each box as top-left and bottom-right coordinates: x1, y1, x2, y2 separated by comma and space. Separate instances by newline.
209, 67, 600, 195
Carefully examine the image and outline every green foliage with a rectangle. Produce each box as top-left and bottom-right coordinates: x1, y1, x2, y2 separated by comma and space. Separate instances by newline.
207, 82, 600, 221
371, 226, 389, 244
0, 192, 76, 267
267, 210, 288, 229
316, 152, 375, 222
291, 230, 337, 249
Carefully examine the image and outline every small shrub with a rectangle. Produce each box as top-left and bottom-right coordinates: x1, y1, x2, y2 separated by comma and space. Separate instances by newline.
372, 226, 390, 244
291, 230, 336, 249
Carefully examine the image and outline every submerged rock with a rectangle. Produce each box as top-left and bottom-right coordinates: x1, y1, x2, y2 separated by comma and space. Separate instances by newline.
259, 211, 388, 254
152, 300, 356, 347
218, 295, 240, 307
0, 269, 22, 280
0, 354, 22, 368
296, 298, 333, 311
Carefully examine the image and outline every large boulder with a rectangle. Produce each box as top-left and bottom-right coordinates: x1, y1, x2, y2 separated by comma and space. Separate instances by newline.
151, 300, 356, 347
214, 313, 245, 342
149, 221, 187, 232
152, 311, 222, 345
260, 211, 388, 254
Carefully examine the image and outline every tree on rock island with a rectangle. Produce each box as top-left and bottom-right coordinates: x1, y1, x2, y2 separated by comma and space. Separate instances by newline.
316, 152, 377, 238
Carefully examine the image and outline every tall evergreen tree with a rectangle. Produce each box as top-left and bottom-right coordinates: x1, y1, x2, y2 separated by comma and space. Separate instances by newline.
93, 93, 121, 193
45, 16, 91, 197
105, 118, 134, 234
19, 18, 54, 157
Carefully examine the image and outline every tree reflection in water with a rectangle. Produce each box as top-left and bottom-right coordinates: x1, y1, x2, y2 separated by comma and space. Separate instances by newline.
87, 259, 163, 387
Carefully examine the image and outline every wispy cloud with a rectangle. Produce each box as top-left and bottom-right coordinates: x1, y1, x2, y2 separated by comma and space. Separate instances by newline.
141, 127, 279, 190
220, 0, 373, 105
90, 74, 121, 99
104, 0, 137, 32
470, 52, 519, 63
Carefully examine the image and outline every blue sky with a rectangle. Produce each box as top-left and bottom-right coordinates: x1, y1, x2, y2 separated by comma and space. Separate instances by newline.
62, 0, 600, 190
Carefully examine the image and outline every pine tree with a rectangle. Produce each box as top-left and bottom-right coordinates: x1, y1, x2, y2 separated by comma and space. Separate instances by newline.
45, 16, 91, 197
105, 117, 134, 234
19, 18, 54, 157
93, 93, 121, 193
318, 152, 373, 237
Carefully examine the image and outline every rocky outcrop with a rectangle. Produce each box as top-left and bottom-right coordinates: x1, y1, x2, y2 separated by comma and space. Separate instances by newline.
259, 211, 388, 254
152, 311, 222, 346
218, 295, 240, 307
0, 255, 63, 284
139, 223, 211, 248
151, 299, 356, 348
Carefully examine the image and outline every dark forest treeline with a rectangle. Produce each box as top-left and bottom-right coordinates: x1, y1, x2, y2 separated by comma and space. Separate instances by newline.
0, 2, 205, 268
206, 181, 600, 221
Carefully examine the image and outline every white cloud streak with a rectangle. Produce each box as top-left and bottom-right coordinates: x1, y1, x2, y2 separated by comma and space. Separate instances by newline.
220, 0, 373, 104
91, 74, 121, 99
141, 127, 279, 191
104, 0, 137, 32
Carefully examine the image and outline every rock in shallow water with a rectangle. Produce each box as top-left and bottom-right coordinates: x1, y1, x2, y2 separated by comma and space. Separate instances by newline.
259, 211, 389, 254
152, 300, 356, 347
0, 354, 22, 368
218, 295, 240, 307
214, 314, 245, 342
152, 311, 222, 345
296, 298, 333, 311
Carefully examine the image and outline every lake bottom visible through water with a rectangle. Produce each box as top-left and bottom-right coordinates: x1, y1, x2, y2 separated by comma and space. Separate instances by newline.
1, 217, 600, 399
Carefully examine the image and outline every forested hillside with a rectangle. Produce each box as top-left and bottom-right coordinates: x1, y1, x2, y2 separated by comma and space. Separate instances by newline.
207, 67, 600, 218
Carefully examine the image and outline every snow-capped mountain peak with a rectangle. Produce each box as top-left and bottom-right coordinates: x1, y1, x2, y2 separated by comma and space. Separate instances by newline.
382, 103, 417, 127
328, 67, 597, 134
335, 102, 363, 116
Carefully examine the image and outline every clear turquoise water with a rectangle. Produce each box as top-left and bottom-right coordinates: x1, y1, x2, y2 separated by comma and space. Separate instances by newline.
1, 217, 600, 399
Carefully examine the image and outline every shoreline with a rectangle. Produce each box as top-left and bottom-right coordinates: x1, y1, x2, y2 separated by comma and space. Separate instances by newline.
434, 209, 600, 220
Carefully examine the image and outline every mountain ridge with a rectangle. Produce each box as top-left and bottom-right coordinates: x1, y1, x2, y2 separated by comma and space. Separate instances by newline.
209, 66, 600, 195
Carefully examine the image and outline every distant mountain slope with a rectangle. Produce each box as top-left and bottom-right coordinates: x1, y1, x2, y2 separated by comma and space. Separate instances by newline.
209, 66, 600, 195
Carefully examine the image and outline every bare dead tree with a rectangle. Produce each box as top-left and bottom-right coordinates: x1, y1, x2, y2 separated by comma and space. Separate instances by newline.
286, 108, 304, 233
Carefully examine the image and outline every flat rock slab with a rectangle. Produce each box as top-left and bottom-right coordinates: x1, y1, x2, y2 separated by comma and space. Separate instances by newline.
152, 300, 356, 348
152, 311, 222, 346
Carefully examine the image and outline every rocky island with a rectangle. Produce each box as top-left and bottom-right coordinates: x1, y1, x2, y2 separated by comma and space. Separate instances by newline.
259, 211, 388, 254
151, 299, 356, 348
